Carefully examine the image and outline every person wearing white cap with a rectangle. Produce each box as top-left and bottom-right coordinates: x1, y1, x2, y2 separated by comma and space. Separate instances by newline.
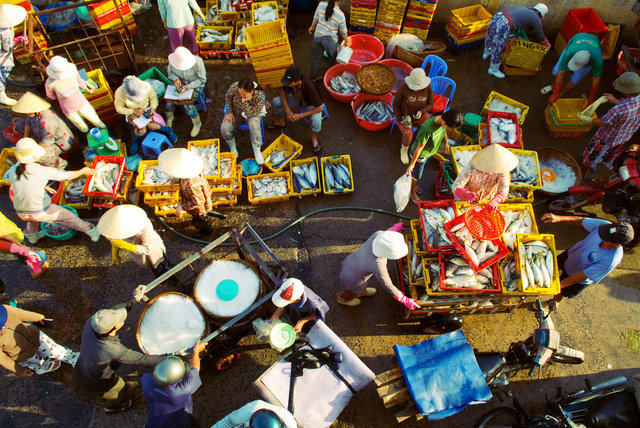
166, 47, 207, 137
12, 91, 76, 169
581, 72, 640, 176
452, 144, 518, 213
158, 148, 214, 238
44, 56, 106, 132
337, 225, 420, 309
0, 4, 28, 105
11, 138, 100, 244
393, 68, 434, 164
548, 32, 604, 104
270, 278, 329, 334
483, 3, 550, 79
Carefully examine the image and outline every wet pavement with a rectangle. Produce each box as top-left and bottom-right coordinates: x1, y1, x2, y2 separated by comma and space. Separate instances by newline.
1, 8, 639, 428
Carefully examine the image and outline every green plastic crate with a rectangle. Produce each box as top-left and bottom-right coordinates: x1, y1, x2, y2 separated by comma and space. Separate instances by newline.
137, 67, 173, 98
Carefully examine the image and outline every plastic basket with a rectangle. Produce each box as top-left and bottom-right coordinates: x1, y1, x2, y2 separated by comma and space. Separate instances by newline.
501, 38, 548, 71
423, 257, 463, 296
497, 202, 539, 250
506, 185, 534, 203
450, 144, 481, 174
514, 233, 560, 295
0, 148, 17, 187
417, 199, 457, 252
137, 67, 173, 98
410, 219, 429, 256
196, 26, 234, 50
501, 62, 540, 76
323, 63, 362, 103
83, 155, 126, 198
351, 92, 394, 132
214, 152, 237, 185
235, 20, 251, 50
449, 5, 492, 32
463, 204, 506, 241
59, 178, 92, 210
247, 171, 292, 204
251, 1, 279, 26
83, 69, 111, 99
188, 139, 221, 180
560, 8, 608, 41
486, 111, 522, 149
245, 19, 287, 50
601, 24, 620, 60
261, 134, 303, 173
320, 155, 354, 194
445, 24, 486, 44
438, 252, 501, 293
482, 91, 529, 125
154, 202, 180, 217
41, 205, 78, 240
510, 148, 542, 190
543, 107, 590, 138
210, 192, 238, 207
143, 189, 180, 206
341, 34, 385, 65
550, 98, 595, 125
135, 160, 180, 191
290, 157, 321, 197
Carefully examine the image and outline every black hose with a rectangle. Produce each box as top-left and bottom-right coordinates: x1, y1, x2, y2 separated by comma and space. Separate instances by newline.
7, 76, 40, 88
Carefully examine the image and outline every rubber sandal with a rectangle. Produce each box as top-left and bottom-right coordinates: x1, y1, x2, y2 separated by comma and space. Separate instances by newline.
34, 359, 61, 374
313, 143, 322, 153
267, 121, 286, 130
103, 398, 133, 413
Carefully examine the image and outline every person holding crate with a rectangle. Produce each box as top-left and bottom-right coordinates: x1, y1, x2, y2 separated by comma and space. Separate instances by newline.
166, 47, 207, 138
482, 3, 550, 79
158, 0, 205, 55
308, 0, 348, 80
0, 4, 28, 106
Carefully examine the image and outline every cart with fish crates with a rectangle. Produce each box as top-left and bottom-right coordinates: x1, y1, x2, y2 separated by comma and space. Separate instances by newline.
60, 177, 93, 210
196, 26, 234, 51
417, 200, 456, 252
247, 171, 292, 204
187, 139, 221, 181
320, 155, 354, 195
289, 157, 321, 197
135, 160, 180, 192
481, 91, 530, 125
486, 111, 522, 149
83, 155, 126, 199
513, 233, 560, 295
262, 134, 303, 173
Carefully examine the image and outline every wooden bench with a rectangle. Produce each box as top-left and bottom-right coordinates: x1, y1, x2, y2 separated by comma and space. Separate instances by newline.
375, 367, 424, 423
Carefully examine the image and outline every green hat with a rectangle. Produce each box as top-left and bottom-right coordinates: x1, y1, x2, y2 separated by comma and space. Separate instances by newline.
613, 72, 640, 95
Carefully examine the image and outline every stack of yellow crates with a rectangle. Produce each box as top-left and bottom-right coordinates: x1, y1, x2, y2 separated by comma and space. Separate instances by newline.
245, 19, 292, 89
445, 5, 492, 54
402, 0, 438, 40
83, 69, 120, 127
374, 0, 408, 42
82, 0, 137, 35
349, 0, 376, 35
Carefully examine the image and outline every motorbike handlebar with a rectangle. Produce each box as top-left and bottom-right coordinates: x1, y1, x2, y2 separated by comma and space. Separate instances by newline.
587, 376, 629, 392
528, 363, 539, 377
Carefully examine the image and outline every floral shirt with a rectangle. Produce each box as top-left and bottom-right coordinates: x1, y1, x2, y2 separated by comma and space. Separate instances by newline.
224, 82, 267, 118
25, 109, 75, 152
452, 163, 510, 203
179, 172, 212, 216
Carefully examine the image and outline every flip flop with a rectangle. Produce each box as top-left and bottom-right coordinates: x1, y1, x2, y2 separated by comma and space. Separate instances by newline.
34, 359, 61, 374
267, 121, 286, 130
313, 143, 322, 153
103, 398, 133, 413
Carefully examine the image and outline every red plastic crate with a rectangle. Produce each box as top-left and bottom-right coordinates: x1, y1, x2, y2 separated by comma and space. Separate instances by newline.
417, 200, 457, 252
486, 111, 522, 149
438, 251, 501, 293
435, 169, 453, 199
3, 126, 20, 145
560, 8, 608, 41
82, 155, 126, 198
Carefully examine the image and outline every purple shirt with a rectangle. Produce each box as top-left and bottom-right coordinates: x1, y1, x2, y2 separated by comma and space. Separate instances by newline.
142, 367, 202, 428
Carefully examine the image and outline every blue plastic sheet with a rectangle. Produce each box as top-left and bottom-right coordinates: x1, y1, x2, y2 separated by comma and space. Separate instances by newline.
393, 330, 492, 420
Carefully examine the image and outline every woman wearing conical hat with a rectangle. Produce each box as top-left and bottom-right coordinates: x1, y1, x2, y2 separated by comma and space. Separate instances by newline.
0, 4, 28, 105
451, 144, 518, 212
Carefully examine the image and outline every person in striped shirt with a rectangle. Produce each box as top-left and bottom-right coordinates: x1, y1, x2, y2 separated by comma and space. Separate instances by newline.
308, 0, 348, 80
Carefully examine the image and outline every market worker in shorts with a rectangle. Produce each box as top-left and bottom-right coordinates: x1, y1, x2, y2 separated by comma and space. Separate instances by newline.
394, 68, 434, 165
270, 65, 324, 153
548, 32, 604, 104
308, 0, 348, 80
580, 72, 640, 176
0, 304, 78, 376
337, 224, 420, 309
0, 211, 48, 278
541, 213, 633, 304
451, 144, 518, 213
157, 0, 205, 55
270, 278, 329, 334
211, 400, 297, 428
142, 341, 206, 428
483, 3, 550, 79
166, 47, 207, 137
74, 290, 164, 413
0, 3, 28, 106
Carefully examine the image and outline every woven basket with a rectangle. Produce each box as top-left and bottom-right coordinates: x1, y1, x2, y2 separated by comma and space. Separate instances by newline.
356, 63, 396, 95
393, 42, 446, 68
535, 147, 582, 195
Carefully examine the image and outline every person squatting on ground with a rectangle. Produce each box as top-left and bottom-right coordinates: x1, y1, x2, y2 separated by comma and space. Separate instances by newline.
394, 68, 433, 165
308, 0, 348, 80
270, 278, 329, 334
337, 225, 420, 310
0, 4, 28, 106
211, 400, 298, 428
142, 341, 206, 428
0, 211, 48, 278
0, 304, 78, 376
581, 72, 640, 176
11, 138, 101, 244
222, 79, 268, 164
12, 92, 76, 169
158, 0, 205, 55
166, 47, 207, 137
541, 213, 633, 304
271, 65, 324, 153
44, 56, 106, 132
483, 3, 550, 79
452, 144, 518, 213
406, 110, 463, 204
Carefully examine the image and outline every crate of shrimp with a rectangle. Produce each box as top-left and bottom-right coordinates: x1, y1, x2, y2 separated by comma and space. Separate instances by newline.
486, 111, 522, 149
60, 177, 93, 210
251, 1, 279, 25
417, 200, 457, 251
196, 26, 234, 50
439, 251, 501, 293
410, 219, 429, 256
143, 189, 180, 206
0, 148, 17, 187
320, 155, 354, 195
154, 201, 181, 218
290, 157, 321, 197
135, 160, 179, 192
450, 144, 481, 174
83, 155, 125, 198
481, 91, 529, 125
262, 134, 303, 173
509, 148, 542, 190
247, 171, 291, 204
514, 233, 560, 295
187, 138, 221, 180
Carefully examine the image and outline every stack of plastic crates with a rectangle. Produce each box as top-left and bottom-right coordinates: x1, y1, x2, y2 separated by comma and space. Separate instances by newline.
245, 19, 292, 89
9, 0, 49, 64
560, 8, 608, 42
82, 0, 137, 35
543, 99, 595, 138
555, 23, 620, 61
83, 69, 120, 127
402, 0, 438, 41
446, 4, 492, 54
374, 0, 408, 42
349, 0, 376, 35
500, 38, 548, 75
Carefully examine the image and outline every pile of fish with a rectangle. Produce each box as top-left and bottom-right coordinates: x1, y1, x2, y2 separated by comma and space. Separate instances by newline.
292, 162, 319, 193
64, 179, 87, 203
251, 176, 288, 200
511, 154, 538, 186
330, 72, 360, 94
265, 149, 295, 171
539, 158, 577, 194
407, 239, 425, 283
207, 5, 219, 22
44, 222, 71, 236
323, 161, 352, 191
157, 203, 179, 212
142, 165, 175, 186
489, 117, 518, 145
507, 187, 530, 200
355, 100, 393, 123
501, 209, 535, 251
145, 78, 167, 98
487, 99, 523, 120
220, 157, 234, 178
443, 256, 495, 289
190, 144, 219, 176
236, 23, 250, 44
426, 261, 440, 293
253, 5, 277, 25
199, 28, 230, 43
499, 257, 518, 291
420, 207, 454, 249
449, 221, 501, 268
453, 148, 479, 171
89, 161, 119, 194
518, 240, 555, 289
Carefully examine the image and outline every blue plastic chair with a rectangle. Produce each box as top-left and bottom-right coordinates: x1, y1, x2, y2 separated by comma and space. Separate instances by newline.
389, 95, 419, 135
430, 76, 456, 112
301, 104, 330, 125
421, 55, 448, 79
141, 132, 173, 159
194, 92, 207, 113
223, 105, 265, 142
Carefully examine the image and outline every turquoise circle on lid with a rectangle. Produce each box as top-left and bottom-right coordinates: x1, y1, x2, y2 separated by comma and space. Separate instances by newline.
216, 279, 239, 301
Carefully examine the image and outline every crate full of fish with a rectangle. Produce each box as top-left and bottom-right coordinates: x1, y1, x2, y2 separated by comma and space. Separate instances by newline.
143, 189, 180, 207
506, 185, 534, 203
510, 148, 542, 190
211, 152, 237, 185
423, 257, 458, 296
290, 157, 321, 197
154, 202, 181, 218
410, 219, 429, 256
515, 233, 560, 295
321, 155, 354, 194
450, 144, 481, 174
479, 122, 525, 149
231, 164, 243, 195
417, 200, 456, 252
196, 26, 234, 50
405, 233, 425, 286
210, 189, 238, 207
439, 252, 501, 293
497, 255, 520, 293
352, 94, 394, 131
0, 148, 17, 187
262, 134, 303, 173
481, 91, 529, 125
247, 172, 291, 204
60, 177, 92, 210
83, 156, 126, 199
487, 111, 522, 149
135, 160, 179, 192
235, 20, 251, 50
251, 1, 278, 25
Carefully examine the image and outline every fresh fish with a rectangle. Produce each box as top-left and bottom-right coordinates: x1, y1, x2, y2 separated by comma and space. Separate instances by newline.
44, 222, 71, 236
464, 241, 480, 266
251, 176, 288, 200
308, 162, 318, 186
489, 117, 518, 145
142, 165, 175, 185
90, 161, 119, 193
324, 164, 335, 189
487, 99, 523, 120
253, 4, 277, 25
64, 178, 87, 203
510, 154, 538, 186
355, 100, 393, 123
200, 28, 230, 42
190, 144, 219, 176
330, 72, 360, 94
323, 161, 352, 191
420, 207, 453, 249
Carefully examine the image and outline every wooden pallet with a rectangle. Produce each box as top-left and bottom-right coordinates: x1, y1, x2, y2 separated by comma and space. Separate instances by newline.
375, 367, 424, 423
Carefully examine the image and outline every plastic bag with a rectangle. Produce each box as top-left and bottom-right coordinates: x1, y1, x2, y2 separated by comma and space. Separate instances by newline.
253, 318, 275, 343
394, 173, 412, 212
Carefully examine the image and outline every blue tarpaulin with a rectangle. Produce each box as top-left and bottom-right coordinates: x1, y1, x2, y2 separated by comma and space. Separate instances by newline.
393, 330, 492, 420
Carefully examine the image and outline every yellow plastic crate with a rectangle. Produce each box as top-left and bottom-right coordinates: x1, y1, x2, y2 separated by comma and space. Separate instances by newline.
231, 164, 243, 195
0, 148, 17, 187
59, 178, 93, 210
196, 26, 233, 50
423, 257, 461, 296
83, 69, 110, 98
410, 219, 429, 256
262, 134, 303, 173
498, 203, 539, 251
215, 152, 237, 184
550, 99, 594, 125
507, 184, 534, 203
320, 155, 354, 195
502, 38, 548, 71
543, 106, 593, 134
245, 19, 287, 50
116, 169, 133, 202
514, 233, 560, 295
289, 157, 321, 197
510, 148, 542, 190
188, 138, 221, 180
445, 25, 486, 44
235, 20, 251, 50
211, 192, 238, 207
135, 160, 180, 191
247, 171, 292, 204
449, 5, 492, 32
154, 202, 180, 217
601, 24, 620, 60
251, 1, 279, 26
497, 254, 520, 295
143, 189, 180, 206
405, 234, 426, 286
450, 144, 481, 174
482, 91, 529, 125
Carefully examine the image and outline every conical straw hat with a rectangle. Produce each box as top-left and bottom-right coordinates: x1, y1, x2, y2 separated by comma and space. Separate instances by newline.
471, 144, 519, 174
0, 4, 27, 28
158, 148, 203, 179
12, 92, 51, 114
97, 205, 148, 239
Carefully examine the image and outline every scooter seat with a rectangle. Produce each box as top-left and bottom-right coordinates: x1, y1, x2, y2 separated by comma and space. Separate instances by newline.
585, 390, 640, 428
474, 352, 507, 384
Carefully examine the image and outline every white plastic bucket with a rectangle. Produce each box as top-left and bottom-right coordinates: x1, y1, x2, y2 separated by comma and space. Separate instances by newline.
336, 46, 353, 65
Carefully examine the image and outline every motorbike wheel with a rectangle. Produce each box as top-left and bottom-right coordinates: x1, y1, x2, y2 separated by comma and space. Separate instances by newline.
547, 193, 591, 212
211, 348, 241, 373
474, 407, 521, 428
549, 346, 585, 365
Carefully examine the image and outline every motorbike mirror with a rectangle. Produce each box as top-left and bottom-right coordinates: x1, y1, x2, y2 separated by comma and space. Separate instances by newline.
548, 300, 558, 313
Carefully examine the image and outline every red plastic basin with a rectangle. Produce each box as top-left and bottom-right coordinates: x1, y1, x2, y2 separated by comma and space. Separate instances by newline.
379, 59, 413, 94
341, 34, 385, 66
323, 63, 362, 103
351, 92, 394, 132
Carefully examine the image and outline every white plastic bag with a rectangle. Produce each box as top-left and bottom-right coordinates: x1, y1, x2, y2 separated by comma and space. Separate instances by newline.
252, 318, 275, 343
394, 173, 413, 212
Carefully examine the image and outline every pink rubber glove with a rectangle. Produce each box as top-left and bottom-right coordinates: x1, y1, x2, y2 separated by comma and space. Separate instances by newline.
454, 188, 478, 204
387, 222, 406, 232
394, 293, 420, 310
13, 35, 27, 45
541, 38, 551, 50
485, 198, 500, 213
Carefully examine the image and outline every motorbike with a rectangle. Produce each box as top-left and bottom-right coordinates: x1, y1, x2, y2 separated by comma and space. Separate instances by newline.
474, 375, 640, 427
